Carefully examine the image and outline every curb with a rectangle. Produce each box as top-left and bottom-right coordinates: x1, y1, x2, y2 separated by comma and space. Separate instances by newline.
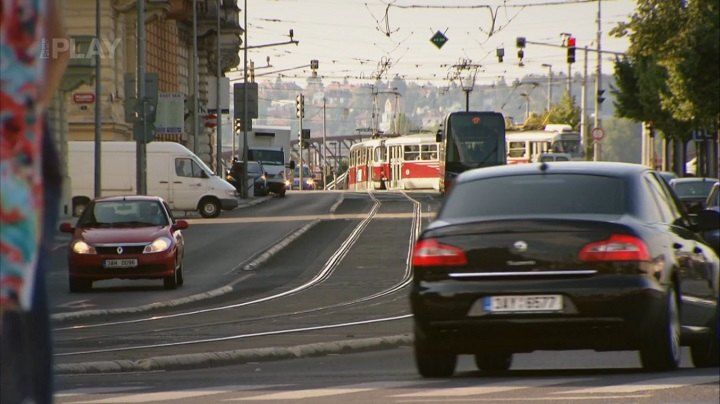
55, 334, 413, 374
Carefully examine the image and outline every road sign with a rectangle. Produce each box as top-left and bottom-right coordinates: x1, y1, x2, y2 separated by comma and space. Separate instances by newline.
430, 31, 448, 49
591, 127, 605, 141
73, 92, 95, 103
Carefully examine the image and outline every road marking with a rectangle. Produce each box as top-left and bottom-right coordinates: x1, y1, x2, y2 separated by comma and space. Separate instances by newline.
556, 375, 719, 394
55, 387, 145, 398
62, 385, 286, 403
187, 212, 435, 225
227, 381, 423, 401
56, 300, 96, 309
393, 378, 586, 398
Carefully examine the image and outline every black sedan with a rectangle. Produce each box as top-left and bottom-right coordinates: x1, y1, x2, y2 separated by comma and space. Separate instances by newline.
410, 162, 719, 377
227, 160, 269, 197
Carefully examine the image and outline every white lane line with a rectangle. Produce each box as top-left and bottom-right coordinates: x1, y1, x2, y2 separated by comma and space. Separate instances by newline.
393, 378, 587, 398
556, 374, 720, 394
226, 381, 425, 401
55, 386, 145, 398
65, 385, 287, 403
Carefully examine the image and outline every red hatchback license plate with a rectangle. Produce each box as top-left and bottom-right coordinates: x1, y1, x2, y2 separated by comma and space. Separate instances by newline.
103, 259, 138, 269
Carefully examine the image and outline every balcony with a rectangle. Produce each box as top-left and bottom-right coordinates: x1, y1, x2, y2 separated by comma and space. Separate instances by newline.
196, 0, 243, 72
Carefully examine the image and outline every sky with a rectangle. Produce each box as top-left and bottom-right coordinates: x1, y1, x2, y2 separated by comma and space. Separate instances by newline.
228, 0, 638, 88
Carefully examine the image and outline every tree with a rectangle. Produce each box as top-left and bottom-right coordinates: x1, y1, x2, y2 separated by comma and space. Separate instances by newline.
543, 92, 581, 130
599, 117, 643, 163
610, 0, 719, 175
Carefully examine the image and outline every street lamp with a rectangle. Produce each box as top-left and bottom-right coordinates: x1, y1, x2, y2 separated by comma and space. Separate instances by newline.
520, 92, 531, 121
459, 67, 478, 112
541, 63, 552, 111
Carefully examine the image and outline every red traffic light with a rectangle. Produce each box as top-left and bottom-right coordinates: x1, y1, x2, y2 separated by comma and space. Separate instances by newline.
567, 37, 576, 48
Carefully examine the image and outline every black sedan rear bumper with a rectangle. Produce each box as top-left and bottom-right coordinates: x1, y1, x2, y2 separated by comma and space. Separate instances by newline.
410, 274, 668, 353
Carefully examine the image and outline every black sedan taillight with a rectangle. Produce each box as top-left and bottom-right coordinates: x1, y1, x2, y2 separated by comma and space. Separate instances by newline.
412, 239, 468, 267
578, 234, 650, 262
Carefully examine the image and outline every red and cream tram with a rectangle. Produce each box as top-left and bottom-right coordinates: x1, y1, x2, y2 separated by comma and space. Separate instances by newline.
347, 133, 440, 191
347, 138, 386, 191
385, 133, 440, 191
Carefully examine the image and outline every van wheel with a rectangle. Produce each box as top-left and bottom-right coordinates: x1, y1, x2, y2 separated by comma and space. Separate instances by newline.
199, 198, 220, 218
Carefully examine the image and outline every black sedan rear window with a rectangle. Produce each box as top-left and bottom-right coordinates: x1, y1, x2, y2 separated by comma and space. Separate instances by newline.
441, 174, 625, 218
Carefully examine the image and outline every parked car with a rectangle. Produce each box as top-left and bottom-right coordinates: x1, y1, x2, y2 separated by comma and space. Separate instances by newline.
410, 162, 719, 377
534, 152, 572, 162
656, 171, 678, 184
227, 160, 269, 196
59, 196, 189, 292
699, 182, 720, 254
291, 165, 316, 190
669, 177, 719, 214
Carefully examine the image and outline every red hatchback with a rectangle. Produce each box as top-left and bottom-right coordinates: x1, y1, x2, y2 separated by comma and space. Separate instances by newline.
59, 195, 189, 292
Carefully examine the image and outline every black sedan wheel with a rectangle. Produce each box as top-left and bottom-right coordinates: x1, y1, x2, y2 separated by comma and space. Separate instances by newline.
474, 352, 513, 371
690, 306, 719, 368
414, 326, 456, 378
640, 288, 681, 371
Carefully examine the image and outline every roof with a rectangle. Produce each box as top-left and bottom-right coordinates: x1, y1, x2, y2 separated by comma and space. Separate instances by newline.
669, 177, 720, 185
456, 161, 649, 184
94, 195, 165, 202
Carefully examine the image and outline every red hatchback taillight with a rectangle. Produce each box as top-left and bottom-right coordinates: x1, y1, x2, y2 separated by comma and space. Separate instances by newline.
412, 239, 468, 267
578, 234, 650, 262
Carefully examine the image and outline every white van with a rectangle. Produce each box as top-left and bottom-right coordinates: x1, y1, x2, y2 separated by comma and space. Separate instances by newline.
68, 141, 239, 218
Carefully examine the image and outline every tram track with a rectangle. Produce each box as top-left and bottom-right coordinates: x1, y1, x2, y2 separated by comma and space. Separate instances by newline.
53, 191, 426, 363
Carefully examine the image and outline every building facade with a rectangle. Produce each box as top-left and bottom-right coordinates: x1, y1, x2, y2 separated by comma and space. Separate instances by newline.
54, 0, 242, 170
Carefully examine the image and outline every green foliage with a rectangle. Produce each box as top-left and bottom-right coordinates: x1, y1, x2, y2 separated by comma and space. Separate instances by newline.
610, 0, 719, 134
544, 92, 581, 130
599, 117, 643, 163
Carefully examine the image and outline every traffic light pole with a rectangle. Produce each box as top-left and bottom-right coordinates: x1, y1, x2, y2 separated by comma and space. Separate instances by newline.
136, 0, 147, 195
241, 0, 248, 198
296, 93, 304, 191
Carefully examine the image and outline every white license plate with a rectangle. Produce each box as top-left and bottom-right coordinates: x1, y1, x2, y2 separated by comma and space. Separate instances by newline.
483, 295, 563, 313
103, 259, 138, 269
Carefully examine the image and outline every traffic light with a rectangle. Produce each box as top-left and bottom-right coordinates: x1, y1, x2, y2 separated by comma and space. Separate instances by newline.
596, 89, 605, 105
234, 118, 242, 133
496, 48, 504, 63
516, 37, 525, 66
295, 94, 304, 118
567, 37, 576, 64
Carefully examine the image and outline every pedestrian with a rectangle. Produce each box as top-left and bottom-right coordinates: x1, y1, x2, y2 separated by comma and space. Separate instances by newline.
1, 0, 69, 402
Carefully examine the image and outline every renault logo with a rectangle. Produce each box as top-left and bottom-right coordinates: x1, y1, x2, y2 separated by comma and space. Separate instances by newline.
116, 246, 123, 255
512, 240, 528, 253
